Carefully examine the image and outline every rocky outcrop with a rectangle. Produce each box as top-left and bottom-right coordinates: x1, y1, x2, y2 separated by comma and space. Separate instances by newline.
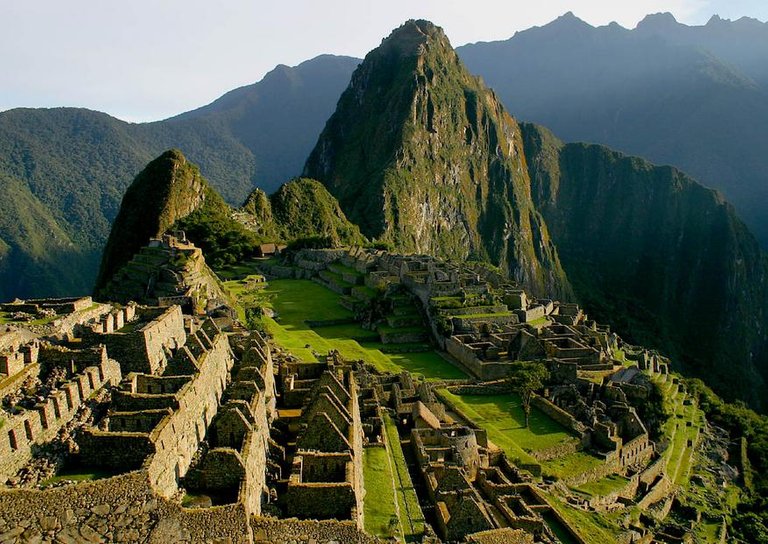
304, 20, 572, 299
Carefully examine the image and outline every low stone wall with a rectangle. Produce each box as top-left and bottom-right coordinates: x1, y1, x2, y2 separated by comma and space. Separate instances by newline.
436, 305, 509, 317
560, 457, 618, 487
530, 395, 587, 437
250, 517, 378, 544
531, 439, 581, 462
444, 380, 509, 395
586, 476, 640, 510
379, 329, 427, 344
637, 475, 674, 509
465, 527, 534, 543
0, 470, 253, 543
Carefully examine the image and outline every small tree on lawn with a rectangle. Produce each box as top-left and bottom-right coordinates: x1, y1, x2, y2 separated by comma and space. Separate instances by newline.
509, 361, 549, 428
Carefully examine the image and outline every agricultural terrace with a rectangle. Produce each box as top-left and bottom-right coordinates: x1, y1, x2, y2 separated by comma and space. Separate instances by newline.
223, 269, 467, 380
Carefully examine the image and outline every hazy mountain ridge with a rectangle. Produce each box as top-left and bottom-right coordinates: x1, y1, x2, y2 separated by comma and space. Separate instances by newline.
457, 12, 768, 247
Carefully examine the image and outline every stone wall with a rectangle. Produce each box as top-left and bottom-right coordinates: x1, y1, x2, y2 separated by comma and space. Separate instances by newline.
285, 482, 357, 520
78, 327, 233, 498
90, 305, 186, 375
146, 332, 233, 496
530, 394, 587, 437
0, 469, 254, 543
250, 518, 378, 544
0, 356, 121, 480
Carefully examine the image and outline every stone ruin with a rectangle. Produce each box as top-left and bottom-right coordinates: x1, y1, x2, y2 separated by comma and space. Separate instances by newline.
98, 234, 229, 314
0, 246, 703, 543
0, 295, 281, 542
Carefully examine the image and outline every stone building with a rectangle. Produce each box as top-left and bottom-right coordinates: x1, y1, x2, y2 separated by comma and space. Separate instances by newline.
0, 344, 122, 481
77, 317, 234, 498
285, 367, 366, 528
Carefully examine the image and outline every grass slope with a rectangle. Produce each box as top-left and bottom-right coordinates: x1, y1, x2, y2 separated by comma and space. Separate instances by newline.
438, 391, 575, 450
224, 273, 467, 380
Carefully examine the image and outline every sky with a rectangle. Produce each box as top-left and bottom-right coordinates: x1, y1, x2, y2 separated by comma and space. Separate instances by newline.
1, 0, 766, 122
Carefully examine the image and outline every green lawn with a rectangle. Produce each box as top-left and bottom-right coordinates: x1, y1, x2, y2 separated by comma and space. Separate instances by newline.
267, 279, 353, 325
42, 467, 118, 486
226, 277, 467, 380
363, 446, 400, 539
575, 474, 630, 497
0, 310, 58, 326
383, 413, 425, 541
541, 451, 605, 481
437, 390, 579, 468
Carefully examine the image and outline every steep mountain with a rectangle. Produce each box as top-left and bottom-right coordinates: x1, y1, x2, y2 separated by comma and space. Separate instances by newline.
522, 123, 768, 409
95, 149, 209, 293
266, 178, 365, 245
0, 55, 358, 299
457, 12, 768, 246
304, 20, 571, 299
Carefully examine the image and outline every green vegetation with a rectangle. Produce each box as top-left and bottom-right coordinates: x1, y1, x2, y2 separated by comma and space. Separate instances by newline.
0, 56, 358, 300
575, 474, 630, 497
224, 276, 467, 380
685, 378, 768, 541
42, 468, 118, 486
508, 361, 549, 428
363, 446, 400, 539
269, 178, 365, 246
175, 185, 260, 270
0, 310, 58, 326
383, 413, 425, 540
437, 390, 577, 467
0, 173, 93, 299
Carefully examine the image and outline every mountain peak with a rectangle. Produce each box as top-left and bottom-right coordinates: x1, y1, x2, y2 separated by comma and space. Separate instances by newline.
94, 149, 207, 294
379, 19, 450, 58
547, 11, 592, 30
637, 12, 681, 31
304, 22, 572, 298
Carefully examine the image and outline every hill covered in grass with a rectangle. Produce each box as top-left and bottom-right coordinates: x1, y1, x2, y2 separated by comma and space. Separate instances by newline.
0, 55, 359, 298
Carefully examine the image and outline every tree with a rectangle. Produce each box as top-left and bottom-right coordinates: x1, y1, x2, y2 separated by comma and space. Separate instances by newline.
509, 362, 549, 428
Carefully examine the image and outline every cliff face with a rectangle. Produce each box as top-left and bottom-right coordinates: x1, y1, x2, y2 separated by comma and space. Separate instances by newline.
522, 123, 768, 408
304, 20, 571, 298
94, 150, 207, 293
